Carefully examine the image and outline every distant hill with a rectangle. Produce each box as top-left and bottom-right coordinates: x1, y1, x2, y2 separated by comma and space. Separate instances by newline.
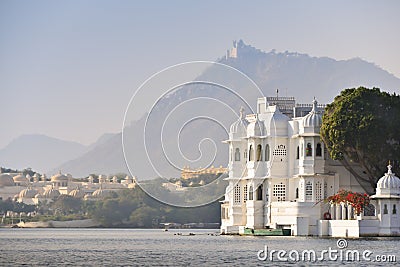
54, 40, 400, 178
218, 40, 400, 104
86, 133, 116, 151
52, 132, 126, 177
0, 134, 87, 174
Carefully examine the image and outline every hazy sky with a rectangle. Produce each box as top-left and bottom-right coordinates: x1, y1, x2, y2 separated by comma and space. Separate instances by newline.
1, 0, 399, 148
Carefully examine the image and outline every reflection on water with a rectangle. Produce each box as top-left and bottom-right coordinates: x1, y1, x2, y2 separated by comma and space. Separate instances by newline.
0, 229, 398, 266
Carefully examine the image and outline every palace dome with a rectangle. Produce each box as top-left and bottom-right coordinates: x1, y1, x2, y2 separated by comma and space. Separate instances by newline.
269, 107, 289, 136
92, 188, 110, 198
247, 116, 265, 137
69, 188, 85, 198
303, 99, 322, 128
230, 108, 249, 138
51, 172, 68, 182
0, 174, 14, 187
13, 174, 29, 186
19, 188, 38, 198
375, 164, 400, 196
43, 188, 61, 199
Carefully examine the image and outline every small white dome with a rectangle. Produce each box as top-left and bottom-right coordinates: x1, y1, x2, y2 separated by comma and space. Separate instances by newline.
303, 99, 322, 128
92, 188, 110, 198
51, 172, 68, 182
229, 107, 249, 138
69, 188, 85, 198
19, 188, 38, 198
43, 188, 60, 199
0, 174, 14, 187
13, 174, 29, 185
247, 116, 265, 137
375, 164, 400, 196
269, 107, 289, 136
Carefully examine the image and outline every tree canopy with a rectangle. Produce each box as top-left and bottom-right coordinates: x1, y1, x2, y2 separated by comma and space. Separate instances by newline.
321, 87, 400, 193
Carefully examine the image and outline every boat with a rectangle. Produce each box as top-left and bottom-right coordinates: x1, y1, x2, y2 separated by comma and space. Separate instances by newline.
242, 228, 291, 236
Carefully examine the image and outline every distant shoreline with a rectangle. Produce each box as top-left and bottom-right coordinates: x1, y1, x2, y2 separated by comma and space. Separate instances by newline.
1, 219, 221, 229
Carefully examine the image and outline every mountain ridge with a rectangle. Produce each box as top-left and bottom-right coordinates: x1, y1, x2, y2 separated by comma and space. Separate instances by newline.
0, 134, 87, 173
7, 41, 400, 178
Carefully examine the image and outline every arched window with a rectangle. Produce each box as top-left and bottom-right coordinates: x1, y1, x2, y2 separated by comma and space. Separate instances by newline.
265, 144, 270, 161
249, 186, 253, 200
295, 188, 299, 199
296, 146, 300, 159
305, 181, 313, 201
235, 148, 240, 161
244, 150, 247, 162
256, 185, 263, 200
234, 185, 241, 204
243, 185, 248, 202
256, 144, 262, 161
383, 204, 388, 214
306, 143, 312, 157
249, 145, 254, 161
316, 143, 322, 157
393, 204, 397, 214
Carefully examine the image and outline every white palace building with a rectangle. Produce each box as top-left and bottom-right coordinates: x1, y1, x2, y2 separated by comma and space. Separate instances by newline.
220, 97, 400, 237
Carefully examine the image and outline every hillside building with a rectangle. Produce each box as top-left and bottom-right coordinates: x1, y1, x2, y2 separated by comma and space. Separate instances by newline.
0, 171, 136, 205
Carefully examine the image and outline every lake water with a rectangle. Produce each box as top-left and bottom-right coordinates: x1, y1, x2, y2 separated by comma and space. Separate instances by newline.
0, 228, 398, 266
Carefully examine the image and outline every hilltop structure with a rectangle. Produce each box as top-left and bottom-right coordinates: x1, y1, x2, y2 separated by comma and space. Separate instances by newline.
221, 97, 400, 237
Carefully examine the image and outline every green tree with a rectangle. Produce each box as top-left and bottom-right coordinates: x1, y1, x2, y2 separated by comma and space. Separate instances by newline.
51, 195, 83, 215
0, 199, 14, 213
321, 87, 400, 193
0, 198, 35, 213
129, 206, 160, 227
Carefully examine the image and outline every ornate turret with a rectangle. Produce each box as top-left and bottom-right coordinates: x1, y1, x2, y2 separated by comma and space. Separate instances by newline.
303, 98, 322, 128
229, 107, 248, 139
375, 163, 400, 197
